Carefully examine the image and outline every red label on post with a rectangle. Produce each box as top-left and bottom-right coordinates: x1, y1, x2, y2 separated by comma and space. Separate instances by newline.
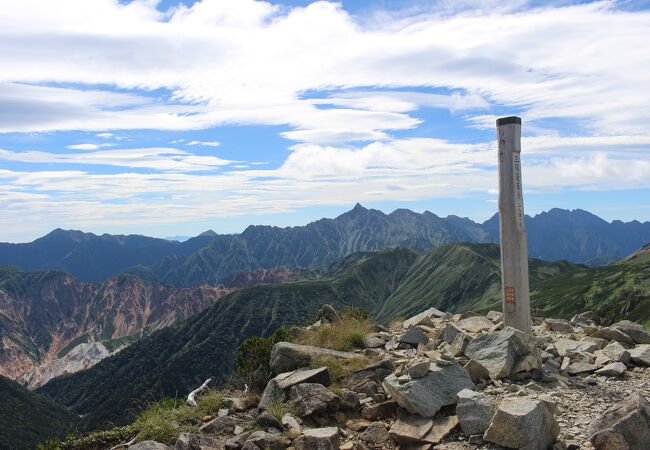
505, 286, 516, 304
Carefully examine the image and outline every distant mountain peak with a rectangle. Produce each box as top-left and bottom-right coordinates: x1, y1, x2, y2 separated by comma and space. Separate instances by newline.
199, 230, 217, 237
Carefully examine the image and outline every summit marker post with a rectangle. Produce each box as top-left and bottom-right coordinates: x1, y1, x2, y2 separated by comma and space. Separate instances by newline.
497, 116, 532, 334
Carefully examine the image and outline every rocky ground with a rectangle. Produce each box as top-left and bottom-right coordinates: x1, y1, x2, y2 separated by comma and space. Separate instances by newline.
126, 307, 650, 450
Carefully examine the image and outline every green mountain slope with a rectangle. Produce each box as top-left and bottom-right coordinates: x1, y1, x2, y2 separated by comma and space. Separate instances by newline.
37, 243, 650, 433
38, 247, 419, 431
375, 243, 579, 323
0, 375, 77, 450
531, 243, 650, 326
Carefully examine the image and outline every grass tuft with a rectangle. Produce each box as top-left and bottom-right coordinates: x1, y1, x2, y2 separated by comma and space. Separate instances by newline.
295, 315, 373, 351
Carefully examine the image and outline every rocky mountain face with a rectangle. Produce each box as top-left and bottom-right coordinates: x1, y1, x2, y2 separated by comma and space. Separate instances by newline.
0, 266, 233, 382
38, 241, 650, 432
49, 305, 650, 450
3, 206, 648, 288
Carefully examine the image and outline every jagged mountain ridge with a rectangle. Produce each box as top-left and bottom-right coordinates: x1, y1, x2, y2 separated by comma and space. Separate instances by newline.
2, 205, 649, 287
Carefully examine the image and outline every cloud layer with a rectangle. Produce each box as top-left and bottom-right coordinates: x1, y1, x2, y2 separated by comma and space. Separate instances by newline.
0, 0, 649, 239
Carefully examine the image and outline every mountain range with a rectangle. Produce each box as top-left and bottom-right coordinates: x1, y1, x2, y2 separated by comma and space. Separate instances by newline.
2, 205, 649, 288
36, 241, 650, 431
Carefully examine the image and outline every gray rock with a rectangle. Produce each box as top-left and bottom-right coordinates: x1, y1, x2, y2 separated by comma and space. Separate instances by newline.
129, 442, 171, 450
361, 400, 398, 421
289, 383, 341, 417
199, 415, 236, 434
383, 362, 474, 417
457, 316, 494, 333
544, 319, 574, 334
360, 422, 389, 443
566, 361, 599, 375
399, 326, 429, 347
450, 332, 473, 357
225, 432, 252, 450
318, 304, 341, 324
591, 327, 634, 345
629, 344, 650, 366
456, 389, 494, 436
292, 427, 340, 450
463, 359, 490, 383
362, 333, 386, 348
260, 367, 334, 409
175, 433, 220, 450
243, 431, 285, 450
595, 362, 627, 377
464, 327, 541, 379
588, 393, 650, 450
612, 320, 650, 344
403, 307, 448, 328
257, 410, 283, 430
484, 397, 559, 450
581, 336, 609, 350
269, 342, 358, 373
554, 338, 598, 357
406, 359, 431, 379
441, 322, 462, 344
281, 413, 301, 439
486, 311, 503, 322
602, 341, 630, 364
339, 358, 394, 388
258, 379, 285, 411
388, 410, 459, 444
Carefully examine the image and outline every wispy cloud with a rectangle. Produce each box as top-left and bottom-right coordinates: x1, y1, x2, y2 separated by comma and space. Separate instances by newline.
187, 140, 220, 147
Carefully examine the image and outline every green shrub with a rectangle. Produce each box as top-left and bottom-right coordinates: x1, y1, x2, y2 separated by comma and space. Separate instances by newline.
236, 327, 292, 382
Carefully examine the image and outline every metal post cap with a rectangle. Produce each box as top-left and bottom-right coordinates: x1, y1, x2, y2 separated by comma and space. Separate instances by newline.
496, 116, 521, 126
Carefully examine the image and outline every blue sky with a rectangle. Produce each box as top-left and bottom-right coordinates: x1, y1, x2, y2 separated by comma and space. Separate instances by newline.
1, 0, 649, 242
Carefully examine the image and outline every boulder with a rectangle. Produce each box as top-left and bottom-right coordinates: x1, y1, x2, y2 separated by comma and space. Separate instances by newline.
225, 432, 252, 450
257, 410, 283, 430
543, 319, 574, 334
554, 338, 599, 357
602, 341, 630, 364
406, 359, 431, 379
456, 389, 494, 436
399, 326, 429, 347
463, 359, 490, 383
292, 427, 340, 450
388, 410, 458, 445
483, 397, 559, 450
243, 431, 285, 450
595, 362, 627, 377
199, 415, 236, 434
362, 333, 386, 349
486, 311, 503, 322
360, 422, 389, 443
383, 362, 474, 417
361, 400, 398, 421
281, 413, 302, 439
175, 433, 220, 450
581, 336, 609, 350
289, 383, 341, 417
590, 327, 634, 345
259, 367, 333, 409
449, 332, 473, 357
612, 320, 650, 344
269, 342, 359, 373
464, 327, 541, 379
403, 307, 448, 328
222, 397, 248, 413
457, 316, 494, 333
339, 358, 394, 389
566, 361, 599, 375
629, 344, 650, 366
588, 393, 650, 450
441, 322, 462, 344
129, 442, 171, 450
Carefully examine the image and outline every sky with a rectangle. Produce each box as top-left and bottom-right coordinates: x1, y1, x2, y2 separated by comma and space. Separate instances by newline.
1, 0, 650, 242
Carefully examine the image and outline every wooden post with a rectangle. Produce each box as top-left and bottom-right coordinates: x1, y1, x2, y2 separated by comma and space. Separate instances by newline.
497, 116, 532, 334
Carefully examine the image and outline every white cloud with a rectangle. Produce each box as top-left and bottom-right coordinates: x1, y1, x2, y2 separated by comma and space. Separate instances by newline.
187, 140, 221, 147
0, 147, 234, 172
66, 143, 113, 150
